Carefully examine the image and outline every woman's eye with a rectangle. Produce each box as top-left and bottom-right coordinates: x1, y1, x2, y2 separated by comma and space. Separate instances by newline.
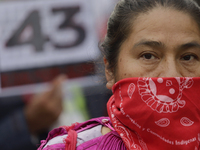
142, 53, 156, 60
181, 55, 197, 61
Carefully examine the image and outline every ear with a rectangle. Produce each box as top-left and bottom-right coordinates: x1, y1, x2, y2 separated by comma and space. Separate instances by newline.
104, 57, 115, 90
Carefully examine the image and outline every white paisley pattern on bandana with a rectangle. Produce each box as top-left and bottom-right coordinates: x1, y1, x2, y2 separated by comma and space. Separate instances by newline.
137, 77, 193, 113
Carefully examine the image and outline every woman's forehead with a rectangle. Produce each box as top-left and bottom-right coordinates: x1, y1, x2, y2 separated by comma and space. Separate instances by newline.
124, 7, 200, 48
133, 7, 199, 33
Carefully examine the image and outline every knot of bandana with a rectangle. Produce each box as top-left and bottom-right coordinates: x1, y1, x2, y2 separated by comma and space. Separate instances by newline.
107, 77, 200, 150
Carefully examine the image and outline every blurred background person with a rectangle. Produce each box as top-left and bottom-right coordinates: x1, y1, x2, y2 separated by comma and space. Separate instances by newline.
0, 0, 118, 149
0, 75, 65, 149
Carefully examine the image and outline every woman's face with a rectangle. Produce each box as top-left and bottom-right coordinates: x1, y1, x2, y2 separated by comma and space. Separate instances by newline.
105, 7, 200, 89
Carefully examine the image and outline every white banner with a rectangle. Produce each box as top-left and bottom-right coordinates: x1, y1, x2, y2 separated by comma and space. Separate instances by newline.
0, 0, 99, 71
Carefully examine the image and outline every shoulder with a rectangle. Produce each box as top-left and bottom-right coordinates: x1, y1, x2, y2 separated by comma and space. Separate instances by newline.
42, 124, 103, 149
38, 117, 116, 150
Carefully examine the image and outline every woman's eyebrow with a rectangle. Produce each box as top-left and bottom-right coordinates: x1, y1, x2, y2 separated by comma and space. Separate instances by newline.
179, 42, 200, 50
133, 40, 200, 50
133, 40, 165, 49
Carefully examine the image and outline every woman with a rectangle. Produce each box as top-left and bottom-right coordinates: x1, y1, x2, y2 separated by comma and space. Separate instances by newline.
38, 0, 200, 149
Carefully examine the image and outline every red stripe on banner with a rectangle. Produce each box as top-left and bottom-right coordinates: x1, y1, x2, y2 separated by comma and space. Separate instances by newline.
1, 62, 95, 88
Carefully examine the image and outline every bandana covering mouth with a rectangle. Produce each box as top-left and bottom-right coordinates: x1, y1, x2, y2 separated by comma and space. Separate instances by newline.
107, 77, 200, 150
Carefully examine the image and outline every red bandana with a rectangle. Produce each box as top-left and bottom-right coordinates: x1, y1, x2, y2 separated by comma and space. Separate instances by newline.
107, 77, 200, 150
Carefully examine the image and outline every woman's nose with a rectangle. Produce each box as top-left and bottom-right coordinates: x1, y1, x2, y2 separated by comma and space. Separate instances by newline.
158, 59, 182, 77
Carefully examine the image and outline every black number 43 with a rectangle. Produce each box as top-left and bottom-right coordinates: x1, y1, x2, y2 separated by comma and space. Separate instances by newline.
6, 6, 86, 52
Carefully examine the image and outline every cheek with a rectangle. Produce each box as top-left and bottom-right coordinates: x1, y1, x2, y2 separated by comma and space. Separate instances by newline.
184, 66, 200, 77
196, 68, 200, 77
115, 60, 145, 81
115, 62, 163, 80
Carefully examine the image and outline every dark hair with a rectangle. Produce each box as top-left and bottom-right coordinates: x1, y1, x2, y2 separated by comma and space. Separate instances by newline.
100, 0, 200, 71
